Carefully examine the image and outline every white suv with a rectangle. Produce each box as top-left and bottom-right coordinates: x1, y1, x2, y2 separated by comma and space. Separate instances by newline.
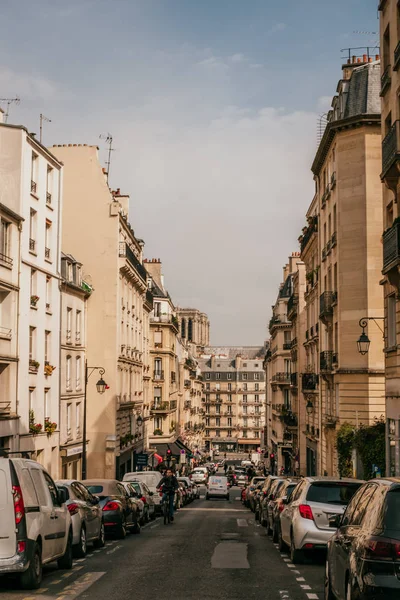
0, 458, 73, 589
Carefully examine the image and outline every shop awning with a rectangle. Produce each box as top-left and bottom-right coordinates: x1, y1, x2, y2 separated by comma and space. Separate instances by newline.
237, 439, 260, 445
151, 441, 182, 458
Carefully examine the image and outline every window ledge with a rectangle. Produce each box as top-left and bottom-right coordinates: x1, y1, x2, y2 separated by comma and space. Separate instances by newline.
45, 258, 53, 265
30, 305, 38, 311
46, 310, 53, 316
384, 345, 398, 354
29, 251, 37, 257
30, 192, 39, 200
0, 260, 12, 271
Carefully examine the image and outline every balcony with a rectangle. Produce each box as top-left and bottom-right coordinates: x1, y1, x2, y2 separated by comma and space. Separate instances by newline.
320, 291, 337, 323
153, 370, 165, 381
383, 219, 400, 273
271, 372, 291, 384
150, 401, 177, 413
382, 121, 400, 181
320, 351, 334, 372
283, 342, 292, 350
291, 337, 297, 348
300, 216, 318, 253
118, 242, 147, 283
0, 401, 11, 416
331, 231, 337, 247
380, 64, 391, 96
46, 192, 52, 206
283, 412, 298, 428
331, 171, 336, 189
394, 41, 400, 71
151, 313, 179, 331
0, 252, 12, 267
302, 373, 318, 391
0, 326, 12, 340
321, 247, 327, 262
290, 372, 297, 387
323, 414, 339, 428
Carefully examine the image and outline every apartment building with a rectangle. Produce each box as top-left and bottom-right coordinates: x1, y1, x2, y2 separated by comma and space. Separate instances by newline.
59, 253, 92, 478
298, 196, 321, 475
198, 347, 266, 453
379, 0, 400, 476
145, 259, 182, 454
311, 56, 385, 475
180, 354, 205, 452
0, 116, 63, 475
0, 112, 23, 452
177, 308, 210, 356
50, 145, 151, 479
266, 254, 301, 474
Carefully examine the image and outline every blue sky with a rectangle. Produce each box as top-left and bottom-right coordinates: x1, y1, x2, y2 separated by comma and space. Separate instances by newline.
0, 0, 380, 344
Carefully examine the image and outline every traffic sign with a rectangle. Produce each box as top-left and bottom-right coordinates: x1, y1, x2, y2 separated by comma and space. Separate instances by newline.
136, 453, 148, 467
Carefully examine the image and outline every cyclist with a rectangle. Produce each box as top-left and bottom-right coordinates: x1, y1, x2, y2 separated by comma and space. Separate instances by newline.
156, 468, 179, 522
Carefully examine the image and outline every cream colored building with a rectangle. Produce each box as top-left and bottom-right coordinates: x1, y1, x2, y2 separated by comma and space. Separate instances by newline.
180, 354, 205, 452
298, 196, 321, 475
198, 347, 266, 453
50, 145, 152, 479
59, 253, 92, 478
0, 115, 63, 476
379, 0, 400, 475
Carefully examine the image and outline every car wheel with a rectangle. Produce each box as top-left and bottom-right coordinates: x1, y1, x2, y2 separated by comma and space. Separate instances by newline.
94, 522, 105, 548
226, 494, 230, 501
272, 522, 279, 543
20, 542, 42, 590
290, 533, 304, 564
260, 511, 268, 527
255, 508, 259, 522
324, 560, 335, 600
278, 526, 287, 552
132, 520, 141, 534
58, 530, 73, 569
74, 526, 87, 558
206, 494, 209, 500
117, 517, 127, 539
150, 509, 156, 520
145, 508, 150, 523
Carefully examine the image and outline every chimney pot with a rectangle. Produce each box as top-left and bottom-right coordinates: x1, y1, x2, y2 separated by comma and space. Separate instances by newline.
347, 59, 351, 65
363, 54, 367, 62
368, 57, 372, 62
352, 55, 356, 63
376, 54, 380, 61
357, 58, 361, 63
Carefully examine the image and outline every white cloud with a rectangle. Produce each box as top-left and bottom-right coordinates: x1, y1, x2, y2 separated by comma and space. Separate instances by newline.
230, 53, 246, 63
249, 63, 263, 69
196, 56, 229, 69
316, 95, 333, 113
0, 66, 56, 100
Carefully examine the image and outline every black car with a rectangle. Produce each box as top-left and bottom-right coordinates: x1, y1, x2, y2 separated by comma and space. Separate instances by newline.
268, 477, 300, 542
254, 476, 279, 522
84, 479, 140, 539
325, 477, 400, 600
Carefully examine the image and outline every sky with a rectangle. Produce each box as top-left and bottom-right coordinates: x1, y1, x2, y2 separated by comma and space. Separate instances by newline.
0, 0, 380, 345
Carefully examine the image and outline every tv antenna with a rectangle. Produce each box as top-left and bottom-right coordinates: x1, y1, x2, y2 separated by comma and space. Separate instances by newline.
0, 96, 20, 123
317, 113, 328, 145
39, 113, 51, 144
99, 133, 114, 183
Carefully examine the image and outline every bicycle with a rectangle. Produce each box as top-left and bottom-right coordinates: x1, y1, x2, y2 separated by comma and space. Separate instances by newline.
162, 497, 171, 525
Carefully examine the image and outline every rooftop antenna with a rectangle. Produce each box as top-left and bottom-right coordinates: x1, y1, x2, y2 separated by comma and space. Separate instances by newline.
99, 133, 114, 183
0, 97, 20, 123
317, 113, 328, 145
39, 113, 51, 144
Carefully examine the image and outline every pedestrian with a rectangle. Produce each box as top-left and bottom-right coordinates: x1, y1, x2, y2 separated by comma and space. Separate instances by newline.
224, 462, 228, 474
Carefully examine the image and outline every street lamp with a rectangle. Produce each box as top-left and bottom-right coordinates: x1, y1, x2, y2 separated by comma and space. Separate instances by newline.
357, 317, 384, 355
306, 399, 314, 415
82, 362, 108, 480
136, 415, 143, 428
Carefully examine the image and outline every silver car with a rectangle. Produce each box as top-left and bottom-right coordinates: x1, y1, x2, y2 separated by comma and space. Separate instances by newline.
56, 480, 105, 557
123, 471, 163, 513
279, 476, 364, 564
190, 468, 208, 484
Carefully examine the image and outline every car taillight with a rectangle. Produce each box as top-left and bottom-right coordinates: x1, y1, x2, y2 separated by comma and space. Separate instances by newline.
12, 485, 25, 525
141, 496, 147, 504
363, 537, 400, 561
278, 500, 285, 513
67, 502, 79, 516
103, 501, 120, 511
298, 504, 314, 521
17, 541, 26, 553
159, 491, 164, 497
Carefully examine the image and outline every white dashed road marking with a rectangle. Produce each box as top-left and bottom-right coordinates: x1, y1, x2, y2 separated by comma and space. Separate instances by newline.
306, 594, 319, 600
237, 518, 248, 527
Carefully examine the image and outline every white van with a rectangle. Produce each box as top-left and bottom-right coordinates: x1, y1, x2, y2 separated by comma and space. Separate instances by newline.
206, 475, 230, 500
0, 458, 72, 589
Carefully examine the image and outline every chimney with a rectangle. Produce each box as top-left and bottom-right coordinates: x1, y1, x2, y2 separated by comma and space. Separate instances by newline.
144, 258, 163, 290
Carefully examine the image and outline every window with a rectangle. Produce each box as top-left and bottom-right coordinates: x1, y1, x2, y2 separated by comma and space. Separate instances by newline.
154, 330, 162, 347
76, 356, 81, 390
31, 153, 38, 190
66, 403, 72, 437
216, 373, 220, 380
243, 406, 247, 415
154, 387, 162, 404
242, 431, 247, 438
228, 430, 232, 437
243, 383, 248, 391
30, 269, 37, 304
215, 383, 220, 391
44, 330, 51, 363
388, 295, 397, 348
29, 209, 37, 251
154, 302, 161, 317
76, 310, 82, 344
46, 276, 51, 311
227, 373, 232, 380
45, 220, 52, 260
66, 356, 72, 390
351, 485, 378, 526
29, 326, 36, 360
44, 389, 50, 419
0, 219, 10, 259
66, 308, 72, 343
216, 404, 221, 414
383, 24, 390, 70
228, 383, 232, 391
43, 472, 60, 507
155, 416, 162, 430
46, 166, 53, 204
188, 319, 193, 342
206, 382, 210, 391
243, 395, 247, 403
227, 406, 232, 415
242, 373, 248, 380
255, 383, 259, 391
254, 373, 259, 380
181, 319, 186, 338
255, 395, 259, 403
29, 387, 35, 412
228, 394, 232, 402
216, 430, 220, 437
154, 359, 162, 378
76, 403, 81, 436
216, 417, 220, 426
205, 373, 210, 380
67, 262, 73, 281
255, 406, 260, 414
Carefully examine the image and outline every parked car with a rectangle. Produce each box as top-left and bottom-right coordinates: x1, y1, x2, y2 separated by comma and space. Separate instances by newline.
254, 476, 280, 521
123, 471, 162, 513
190, 468, 209, 484
0, 458, 73, 590
125, 480, 156, 522
178, 477, 196, 502
177, 481, 187, 508
234, 469, 248, 487
191, 481, 201, 498
244, 477, 267, 508
279, 476, 364, 563
56, 480, 105, 557
84, 479, 140, 538
260, 477, 287, 529
267, 478, 300, 542
206, 475, 230, 500
249, 480, 266, 512
325, 477, 400, 600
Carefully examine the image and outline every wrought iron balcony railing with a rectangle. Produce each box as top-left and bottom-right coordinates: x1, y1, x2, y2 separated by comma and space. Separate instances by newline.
320, 291, 337, 318
380, 64, 391, 96
320, 351, 334, 372
383, 219, 400, 273
302, 372, 318, 391
382, 121, 400, 179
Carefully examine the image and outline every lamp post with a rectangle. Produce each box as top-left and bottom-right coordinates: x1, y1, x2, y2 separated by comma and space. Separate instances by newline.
306, 399, 314, 416
357, 317, 384, 355
82, 361, 108, 480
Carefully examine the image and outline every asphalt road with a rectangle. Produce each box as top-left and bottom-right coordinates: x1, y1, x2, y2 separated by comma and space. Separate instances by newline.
0, 487, 325, 600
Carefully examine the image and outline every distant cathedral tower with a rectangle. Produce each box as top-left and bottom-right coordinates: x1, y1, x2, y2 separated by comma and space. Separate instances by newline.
176, 308, 210, 356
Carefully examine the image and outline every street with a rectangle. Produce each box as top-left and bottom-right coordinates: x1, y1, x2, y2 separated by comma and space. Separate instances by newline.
0, 487, 325, 600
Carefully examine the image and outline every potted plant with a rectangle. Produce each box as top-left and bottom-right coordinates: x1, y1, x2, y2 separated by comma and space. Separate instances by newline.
44, 362, 56, 376
44, 418, 57, 436
29, 359, 40, 372
30, 295, 39, 307
153, 428, 163, 435
29, 410, 43, 435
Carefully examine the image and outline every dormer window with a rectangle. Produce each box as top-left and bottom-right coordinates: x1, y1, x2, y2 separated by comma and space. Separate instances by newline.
67, 262, 73, 282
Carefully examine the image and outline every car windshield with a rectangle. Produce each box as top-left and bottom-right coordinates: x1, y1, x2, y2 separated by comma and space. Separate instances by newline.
86, 485, 104, 494
385, 490, 400, 531
306, 482, 362, 505
130, 482, 141, 494
129, 473, 159, 488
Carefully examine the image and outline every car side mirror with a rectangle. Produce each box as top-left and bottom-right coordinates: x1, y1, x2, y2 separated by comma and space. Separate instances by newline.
58, 488, 68, 505
92, 495, 100, 505
329, 514, 342, 529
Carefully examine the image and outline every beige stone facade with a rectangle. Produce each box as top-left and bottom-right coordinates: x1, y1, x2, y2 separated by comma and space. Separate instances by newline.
198, 347, 266, 453
50, 145, 151, 479
379, 0, 400, 475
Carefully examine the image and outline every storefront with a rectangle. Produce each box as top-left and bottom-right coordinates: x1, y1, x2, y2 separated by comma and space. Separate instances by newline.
237, 438, 260, 453
211, 437, 238, 453
60, 443, 84, 479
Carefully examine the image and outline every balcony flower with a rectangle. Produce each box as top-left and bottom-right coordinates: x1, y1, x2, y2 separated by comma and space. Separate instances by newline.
44, 418, 57, 436
30, 295, 40, 307
44, 363, 56, 377
29, 359, 40, 371
153, 428, 163, 435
